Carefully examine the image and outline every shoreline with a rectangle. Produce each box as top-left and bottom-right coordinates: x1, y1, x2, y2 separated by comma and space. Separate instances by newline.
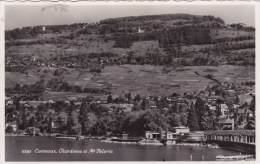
5, 135, 255, 155
4, 134, 219, 147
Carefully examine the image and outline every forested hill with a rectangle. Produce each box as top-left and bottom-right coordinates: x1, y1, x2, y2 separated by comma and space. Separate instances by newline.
6, 13, 255, 69
100, 14, 225, 25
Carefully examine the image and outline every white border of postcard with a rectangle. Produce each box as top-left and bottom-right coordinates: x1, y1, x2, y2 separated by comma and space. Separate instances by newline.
0, 1, 259, 164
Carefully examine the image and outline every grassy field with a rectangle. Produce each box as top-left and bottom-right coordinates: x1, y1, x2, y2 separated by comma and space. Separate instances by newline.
6, 64, 255, 98
210, 29, 254, 39
181, 39, 255, 53
6, 36, 164, 59
5, 72, 39, 87
98, 65, 255, 96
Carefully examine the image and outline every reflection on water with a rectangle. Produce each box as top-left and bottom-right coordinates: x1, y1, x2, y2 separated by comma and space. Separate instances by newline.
6, 136, 239, 161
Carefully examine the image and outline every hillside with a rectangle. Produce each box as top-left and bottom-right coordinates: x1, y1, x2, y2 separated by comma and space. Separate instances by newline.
5, 14, 255, 99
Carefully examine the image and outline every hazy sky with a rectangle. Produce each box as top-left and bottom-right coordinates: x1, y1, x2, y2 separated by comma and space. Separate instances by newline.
5, 5, 255, 30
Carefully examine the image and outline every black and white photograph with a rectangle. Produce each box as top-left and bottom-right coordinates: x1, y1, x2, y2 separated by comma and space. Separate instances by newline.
2, 2, 258, 162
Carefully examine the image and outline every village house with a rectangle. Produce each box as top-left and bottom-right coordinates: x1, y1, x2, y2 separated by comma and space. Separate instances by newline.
220, 103, 229, 117
6, 100, 13, 105
137, 27, 145, 33
210, 91, 216, 96
49, 100, 55, 104
119, 104, 134, 112
42, 26, 46, 32
5, 122, 18, 132
233, 104, 240, 109
207, 95, 220, 104
217, 117, 234, 130
5, 96, 12, 101
208, 104, 217, 111
237, 108, 253, 128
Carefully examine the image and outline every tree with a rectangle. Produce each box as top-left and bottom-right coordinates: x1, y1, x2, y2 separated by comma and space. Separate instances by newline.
167, 113, 181, 129
107, 95, 113, 104
235, 95, 240, 104
180, 113, 188, 126
28, 116, 35, 127
187, 102, 199, 131
14, 84, 21, 95
142, 109, 168, 132
158, 97, 168, 109
6, 125, 14, 133
199, 115, 209, 130
249, 94, 255, 113
134, 94, 141, 102
67, 102, 82, 135
92, 116, 113, 135
66, 111, 82, 135
195, 97, 207, 130
57, 111, 68, 133
47, 117, 53, 133
141, 97, 148, 110
82, 112, 97, 135
246, 116, 255, 130
125, 92, 132, 103
125, 111, 146, 136
14, 96, 20, 111
132, 101, 141, 111
79, 97, 93, 135
18, 110, 27, 130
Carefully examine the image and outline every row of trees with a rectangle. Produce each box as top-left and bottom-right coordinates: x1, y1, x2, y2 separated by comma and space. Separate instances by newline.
5, 93, 234, 136
47, 78, 110, 94
6, 78, 111, 97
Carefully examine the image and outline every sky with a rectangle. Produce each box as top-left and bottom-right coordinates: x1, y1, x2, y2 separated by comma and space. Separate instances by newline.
5, 5, 255, 30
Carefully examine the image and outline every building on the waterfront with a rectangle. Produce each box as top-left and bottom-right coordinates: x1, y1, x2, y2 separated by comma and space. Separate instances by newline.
181, 131, 206, 143
113, 133, 129, 139
145, 131, 160, 139
145, 126, 190, 143
145, 127, 190, 140
173, 127, 190, 134
164, 132, 179, 140
144, 123, 199, 144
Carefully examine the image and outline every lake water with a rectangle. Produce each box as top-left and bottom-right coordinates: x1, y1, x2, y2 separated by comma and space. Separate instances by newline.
6, 136, 239, 161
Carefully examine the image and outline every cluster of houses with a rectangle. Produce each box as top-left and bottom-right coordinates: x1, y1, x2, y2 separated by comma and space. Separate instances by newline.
145, 127, 205, 145
5, 75, 255, 134
205, 82, 254, 129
